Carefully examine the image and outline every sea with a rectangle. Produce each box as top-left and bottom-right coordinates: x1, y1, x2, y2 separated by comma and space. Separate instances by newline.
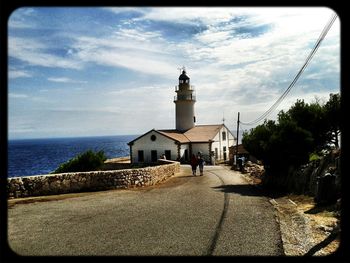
7, 135, 138, 178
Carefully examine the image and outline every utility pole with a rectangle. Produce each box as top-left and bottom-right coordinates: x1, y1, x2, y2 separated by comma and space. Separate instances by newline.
235, 112, 240, 170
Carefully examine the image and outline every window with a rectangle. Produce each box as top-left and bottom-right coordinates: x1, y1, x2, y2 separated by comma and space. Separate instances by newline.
151, 135, 156, 141
165, 150, 171, 160
215, 148, 218, 159
222, 131, 226, 141
138, 150, 144, 162
151, 150, 158, 162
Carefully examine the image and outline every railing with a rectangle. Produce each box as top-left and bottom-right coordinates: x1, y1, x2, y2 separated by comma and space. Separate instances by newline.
174, 94, 196, 102
175, 85, 195, 92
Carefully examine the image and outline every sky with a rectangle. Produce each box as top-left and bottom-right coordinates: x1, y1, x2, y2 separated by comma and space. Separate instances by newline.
8, 7, 340, 139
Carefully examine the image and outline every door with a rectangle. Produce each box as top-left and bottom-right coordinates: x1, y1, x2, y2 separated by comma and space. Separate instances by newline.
165, 150, 171, 160
151, 150, 158, 162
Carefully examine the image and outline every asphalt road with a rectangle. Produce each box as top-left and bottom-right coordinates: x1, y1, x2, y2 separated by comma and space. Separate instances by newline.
7, 165, 284, 256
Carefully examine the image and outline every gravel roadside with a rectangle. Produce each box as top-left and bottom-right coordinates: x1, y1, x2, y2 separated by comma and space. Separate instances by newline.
239, 170, 340, 256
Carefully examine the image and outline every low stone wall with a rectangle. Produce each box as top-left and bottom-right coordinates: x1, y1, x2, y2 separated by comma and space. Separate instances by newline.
7, 160, 180, 199
102, 156, 131, 170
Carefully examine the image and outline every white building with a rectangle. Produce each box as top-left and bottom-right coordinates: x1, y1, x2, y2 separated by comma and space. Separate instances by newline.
128, 69, 236, 164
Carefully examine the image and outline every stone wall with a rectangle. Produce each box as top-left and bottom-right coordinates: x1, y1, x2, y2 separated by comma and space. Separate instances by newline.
7, 160, 180, 199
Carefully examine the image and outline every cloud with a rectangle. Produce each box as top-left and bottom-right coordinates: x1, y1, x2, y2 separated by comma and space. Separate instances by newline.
72, 30, 178, 76
47, 77, 87, 83
8, 7, 37, 29
8, 69, 32, 79
9, 93, 29, 99
105, 7, 146, 16
8, 37, 83, 69
131, 7, 240, 25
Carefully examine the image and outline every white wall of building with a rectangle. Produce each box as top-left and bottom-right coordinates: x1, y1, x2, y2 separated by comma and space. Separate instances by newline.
211, 126, 236, 161
130, 131, 178, 163
179, 144, 190, 161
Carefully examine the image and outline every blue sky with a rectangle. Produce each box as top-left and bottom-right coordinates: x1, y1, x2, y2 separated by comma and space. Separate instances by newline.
8, 7, 340, 139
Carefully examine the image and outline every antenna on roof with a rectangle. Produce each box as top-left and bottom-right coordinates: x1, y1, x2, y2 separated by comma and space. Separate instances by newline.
177, 66, 186, 74
222, 111, 225, 124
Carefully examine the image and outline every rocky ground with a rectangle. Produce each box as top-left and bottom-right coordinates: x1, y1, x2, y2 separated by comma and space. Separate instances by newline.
239, 162, 340, 256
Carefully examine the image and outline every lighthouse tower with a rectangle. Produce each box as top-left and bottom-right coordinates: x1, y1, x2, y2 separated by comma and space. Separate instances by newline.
174, 68, 196, 132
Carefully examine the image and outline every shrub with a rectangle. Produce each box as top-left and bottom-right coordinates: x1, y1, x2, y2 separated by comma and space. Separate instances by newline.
309, 152, 321, 162
52, 150, 107, 173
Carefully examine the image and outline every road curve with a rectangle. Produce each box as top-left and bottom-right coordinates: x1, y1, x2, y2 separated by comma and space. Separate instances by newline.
8, 165, 283, 256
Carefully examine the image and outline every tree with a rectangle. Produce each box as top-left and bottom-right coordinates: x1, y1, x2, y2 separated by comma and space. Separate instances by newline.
243, 119, 313, 172
52, 150, 107, 173
324, 93, 341, 148
268, 120, 314, 168
242, 93, 341, 192
241, 93, 340, 193
242, 120, 277, 161
279, 99, 327, 151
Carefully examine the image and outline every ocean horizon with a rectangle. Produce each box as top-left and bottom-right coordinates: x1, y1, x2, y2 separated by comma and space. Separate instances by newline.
8, 134, 139, 178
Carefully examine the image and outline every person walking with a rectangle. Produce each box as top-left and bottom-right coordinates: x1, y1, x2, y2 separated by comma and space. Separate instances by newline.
197, 154, 205, 176
190, 154, 198, 176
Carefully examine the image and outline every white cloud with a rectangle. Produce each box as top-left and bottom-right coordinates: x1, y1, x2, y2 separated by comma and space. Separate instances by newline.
9, 93, 28, 99
132, 7, 240, 25
8, 7, 37, 29
8, 37, 82, 69
105, 7, 146, 15
72, 30, 178, 76
8, 69, 32, 79
47, 77, 87, 83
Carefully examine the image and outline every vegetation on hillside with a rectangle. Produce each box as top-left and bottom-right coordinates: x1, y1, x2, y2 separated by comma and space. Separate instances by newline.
52, 150, 107, 173
242, 93, 341, 193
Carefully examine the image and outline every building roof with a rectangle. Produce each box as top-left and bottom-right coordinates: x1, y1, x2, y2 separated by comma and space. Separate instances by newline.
183, 125, 224, 142
129, 124, 235, 145
127, 129, 188, 145
158, 125, 225, 143
230, 144, 249, 155
157, 129, 190, 143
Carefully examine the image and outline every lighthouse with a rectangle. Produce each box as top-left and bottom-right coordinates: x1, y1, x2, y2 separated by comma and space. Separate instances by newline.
128, 68, 236, 165
174, 68, 196, 132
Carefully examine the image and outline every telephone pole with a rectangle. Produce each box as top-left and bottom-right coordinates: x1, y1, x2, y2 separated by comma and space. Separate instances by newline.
235, 112, 240, 170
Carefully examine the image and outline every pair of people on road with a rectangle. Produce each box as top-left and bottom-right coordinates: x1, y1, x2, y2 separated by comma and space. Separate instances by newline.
190, 152, 205, 176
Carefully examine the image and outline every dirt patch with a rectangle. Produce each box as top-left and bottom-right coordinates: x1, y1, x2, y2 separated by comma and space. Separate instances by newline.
240, 169, 340, 256
271, 195, 340, 256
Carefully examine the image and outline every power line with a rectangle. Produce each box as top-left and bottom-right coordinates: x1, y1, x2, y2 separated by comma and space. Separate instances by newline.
240, 13, 337, 126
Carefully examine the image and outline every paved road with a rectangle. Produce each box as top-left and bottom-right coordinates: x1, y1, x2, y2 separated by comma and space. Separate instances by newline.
8, 165, 284, 256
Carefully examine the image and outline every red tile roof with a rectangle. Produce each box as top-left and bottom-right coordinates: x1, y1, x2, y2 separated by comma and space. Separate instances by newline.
157, 129, 190, 143
184, 125, 224, 142
158, 124, 225, 143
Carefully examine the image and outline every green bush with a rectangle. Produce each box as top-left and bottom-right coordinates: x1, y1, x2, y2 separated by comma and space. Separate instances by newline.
52, 150, 107, 173
309, 152, 321, 162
